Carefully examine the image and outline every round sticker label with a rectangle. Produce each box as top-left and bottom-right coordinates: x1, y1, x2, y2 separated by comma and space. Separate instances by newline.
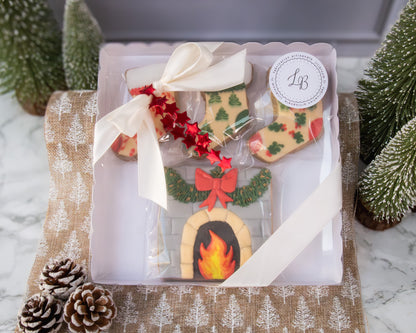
269, 52, 328, 109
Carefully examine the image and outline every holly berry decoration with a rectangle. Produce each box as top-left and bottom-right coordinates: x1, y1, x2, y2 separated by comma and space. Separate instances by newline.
63, 283, 117, 333
18, 294, 64, 333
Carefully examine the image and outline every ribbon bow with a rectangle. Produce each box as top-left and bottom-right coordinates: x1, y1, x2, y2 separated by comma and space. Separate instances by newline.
94, 42, 250, 210
195, 168, 238, 211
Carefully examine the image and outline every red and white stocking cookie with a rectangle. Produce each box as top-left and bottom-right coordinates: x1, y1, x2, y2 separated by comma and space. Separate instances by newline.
110, 89, 176, 160
248, 94, 323, 163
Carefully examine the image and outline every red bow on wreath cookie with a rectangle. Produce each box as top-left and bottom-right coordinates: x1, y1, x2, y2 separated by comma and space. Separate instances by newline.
195, 168, 238, 211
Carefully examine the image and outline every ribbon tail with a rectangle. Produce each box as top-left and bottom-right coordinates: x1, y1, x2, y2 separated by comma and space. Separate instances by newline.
217, 191, 233, 208
136, 108, 167, 210
93, 114, 122, 164
199, 190, 218, 211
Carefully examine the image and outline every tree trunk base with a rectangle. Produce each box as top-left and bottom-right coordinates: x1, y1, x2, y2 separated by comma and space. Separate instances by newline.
18, 99, 47, 116
356, 199, 402, 231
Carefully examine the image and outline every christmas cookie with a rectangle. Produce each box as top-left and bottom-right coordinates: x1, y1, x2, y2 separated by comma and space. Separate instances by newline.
198, 84, 251, 150
110, 89, 176, 160
248, 94, 323, 163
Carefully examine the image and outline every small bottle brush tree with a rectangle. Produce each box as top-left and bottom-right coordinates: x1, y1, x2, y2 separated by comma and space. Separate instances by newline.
0, 0, 67, 115
357, 116, 416, 229
63, 0, 103, 90
355, 0, 416, 163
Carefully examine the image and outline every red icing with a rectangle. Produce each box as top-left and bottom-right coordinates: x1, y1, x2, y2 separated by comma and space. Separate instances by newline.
248, 132, 263, 154
195, 168, 237, 211
309, 118, 323, 140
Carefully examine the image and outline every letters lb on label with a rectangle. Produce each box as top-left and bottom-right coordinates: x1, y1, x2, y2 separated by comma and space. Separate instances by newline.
269, 52, 328, 109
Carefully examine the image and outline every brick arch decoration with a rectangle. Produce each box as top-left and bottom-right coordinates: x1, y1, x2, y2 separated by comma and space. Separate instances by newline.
180, 208, 252, 279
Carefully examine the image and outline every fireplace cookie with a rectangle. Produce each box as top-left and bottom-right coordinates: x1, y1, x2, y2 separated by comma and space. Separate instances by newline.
110, 90, 176, 160
163, 166, 272, 280
197, 84, 251, 151
248, 94, 323, 163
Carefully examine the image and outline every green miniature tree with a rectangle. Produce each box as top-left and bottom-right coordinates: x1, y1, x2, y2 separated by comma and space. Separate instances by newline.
355, 0, 416, 163
63, 0, 103, 90
0, 0, 67, 115
358, 116, 416, 228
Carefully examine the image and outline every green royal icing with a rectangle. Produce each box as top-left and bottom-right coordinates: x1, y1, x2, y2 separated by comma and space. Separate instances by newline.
295, 113, 306, 127
215, 107, 229, 121
267, 141, 284, 155
229, 92, 242, 106
268, 122, 286, 132
292, 131, 305, 144
208, 92, 221, 104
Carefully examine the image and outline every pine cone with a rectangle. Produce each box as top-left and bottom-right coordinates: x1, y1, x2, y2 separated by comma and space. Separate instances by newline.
64, 283, 117, 333
18, 294, 63, 333
40, 258, 87, 300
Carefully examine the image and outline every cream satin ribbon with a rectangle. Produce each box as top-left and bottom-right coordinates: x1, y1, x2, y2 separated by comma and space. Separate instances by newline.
221, 161, 342, 287
93, 42, 250, 209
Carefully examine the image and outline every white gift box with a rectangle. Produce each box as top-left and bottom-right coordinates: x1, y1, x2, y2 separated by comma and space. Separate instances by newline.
90, 42, 342, 286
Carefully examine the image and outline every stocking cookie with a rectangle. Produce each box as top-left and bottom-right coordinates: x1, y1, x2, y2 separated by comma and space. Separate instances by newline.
198, 84, 251, 150
110, 89, 176, 160
248, 94, 323, 163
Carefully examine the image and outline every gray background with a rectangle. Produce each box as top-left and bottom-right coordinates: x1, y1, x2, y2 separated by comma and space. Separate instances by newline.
48, 0, 408, 56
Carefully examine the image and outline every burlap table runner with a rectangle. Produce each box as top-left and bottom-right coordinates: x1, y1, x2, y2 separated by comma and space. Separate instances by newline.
18, 92, 366, 332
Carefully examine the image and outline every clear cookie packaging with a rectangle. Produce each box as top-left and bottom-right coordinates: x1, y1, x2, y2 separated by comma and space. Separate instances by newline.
91, 42, 342, 286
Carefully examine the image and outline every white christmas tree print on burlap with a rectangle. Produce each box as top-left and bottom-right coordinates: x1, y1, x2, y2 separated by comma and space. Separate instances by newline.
272, 285, 295, 304
69, 172, 88, 210
49, 177, 58, 201
50, 92, 72, 121
222, 294, 244, 333
83, 93, 98, 123
256, 295, 280, 332
307, 285, 329, 306
341, 209, 353, 246
37, 237, 49, 257
48, 200, 69, 236
44, 117, 55, 143
137, 285, 158, 301
341, 268, 360, 306
81, 207, 91, 235
150, 293, 173, 333
83, 144, 94, 175
137, 323, 147, 333
173, 324, 182, 333
116, 292, 138, 333
239, 287, 260, 303
58, 230, 81, 260
204, 287, 225, 303
52, 143, 73, 177
185, 293, 209, 332
66, 113, 86, 152
169, 285, 193, 302
328, 297, 351, 332
292, 296, 315, 332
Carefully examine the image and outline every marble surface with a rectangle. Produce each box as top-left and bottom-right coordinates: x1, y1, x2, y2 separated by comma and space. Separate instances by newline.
0, 57, 415, 332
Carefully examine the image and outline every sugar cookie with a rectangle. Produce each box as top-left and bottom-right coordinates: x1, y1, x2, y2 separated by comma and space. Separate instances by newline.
248, 94, 323, 163
110, 90, 176, 160
198, 84, 251, 150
